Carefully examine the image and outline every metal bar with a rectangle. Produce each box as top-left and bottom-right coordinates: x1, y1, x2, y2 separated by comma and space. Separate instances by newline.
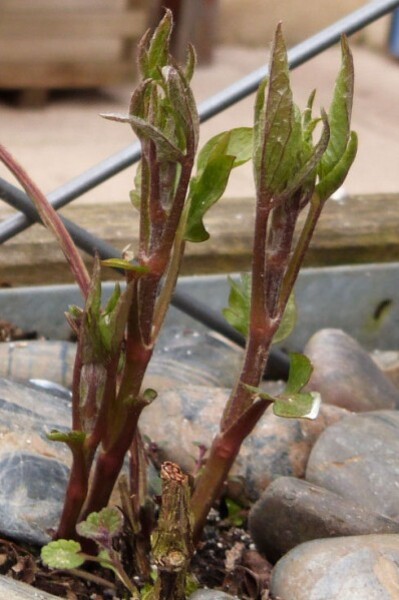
0, 0, 397, 244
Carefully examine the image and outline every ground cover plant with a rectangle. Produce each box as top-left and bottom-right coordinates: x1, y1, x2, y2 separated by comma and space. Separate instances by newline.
0, 12, 356, 598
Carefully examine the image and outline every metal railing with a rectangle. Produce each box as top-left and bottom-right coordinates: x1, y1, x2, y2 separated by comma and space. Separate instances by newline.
0, 0, 398, 378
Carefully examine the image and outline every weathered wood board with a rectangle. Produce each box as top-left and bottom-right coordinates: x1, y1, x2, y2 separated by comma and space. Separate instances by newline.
0, 1, 146, 93
0, 194, 398, 287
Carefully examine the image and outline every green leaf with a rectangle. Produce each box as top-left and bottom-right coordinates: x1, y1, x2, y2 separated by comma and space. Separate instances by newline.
138, 9, 173, 80
97, 549, 119, 574
254, 24, 302, 195
101, 258, 150, 274
184, 128, 252, 243
222, 274, 251, 337
225, 497, 245, 527
316, 131, 358, 201
99, 282, 134, 354
102, 113, 183, 163
223, 277, 296, 343
163, 65, 199, 149
41, 540, 85, 570
197, 128, 253, 173
76, 507, 123, 546
47, 430, 86, 449
184, 43, 196, 82
272, 293, 297, 344
273, 391, 321, 419
244, 352, 321, 420
319, 35, 354, 179
285, 352, 313, 394
184, 154, 235, 242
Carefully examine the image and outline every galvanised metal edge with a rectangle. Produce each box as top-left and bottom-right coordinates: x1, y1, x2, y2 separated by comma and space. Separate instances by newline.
0, 263, 398, 351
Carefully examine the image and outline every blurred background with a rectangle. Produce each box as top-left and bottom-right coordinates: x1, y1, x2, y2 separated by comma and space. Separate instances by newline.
0, 0, 398, 287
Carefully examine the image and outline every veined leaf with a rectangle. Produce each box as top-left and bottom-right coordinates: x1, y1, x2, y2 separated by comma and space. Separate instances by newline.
41, 540, 85, 570
184, 128, 252, 243
197, 128, 253, 174
76, 507, 123, 545
254, 24, 301, 196
316, 131, 358, 202
222, 274, 251, 337
102, 113, 183, 163
319, 35, 354, 179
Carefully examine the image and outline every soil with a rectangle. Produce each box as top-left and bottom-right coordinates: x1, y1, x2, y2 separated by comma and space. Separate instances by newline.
0, 506, 277, 600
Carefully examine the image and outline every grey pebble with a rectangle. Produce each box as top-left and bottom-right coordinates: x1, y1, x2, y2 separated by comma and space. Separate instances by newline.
270, 534, 399, 600
304, 329, 399, 411
249, 476, 399, 562
306, 410, 399, 520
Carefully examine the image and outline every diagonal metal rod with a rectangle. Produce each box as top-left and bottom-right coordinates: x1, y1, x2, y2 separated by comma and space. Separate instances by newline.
0, 0, 397, 245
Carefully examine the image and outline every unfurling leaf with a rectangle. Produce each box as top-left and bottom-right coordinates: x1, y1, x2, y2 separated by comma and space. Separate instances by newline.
138, 9, 173, 81
41, 540, 85, 570
316, 131, 358, 202
253, 24, 301, 196
319, 35, 354, 179
76, 507, 123, 546
101, 258, 150, 274
222, 274, 251, 337
184, 128, 252, 243
316, 35, 357, 200
223, 274, 297, 342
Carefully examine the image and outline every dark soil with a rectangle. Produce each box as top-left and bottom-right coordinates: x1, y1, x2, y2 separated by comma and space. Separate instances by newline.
0, 508, 276, 599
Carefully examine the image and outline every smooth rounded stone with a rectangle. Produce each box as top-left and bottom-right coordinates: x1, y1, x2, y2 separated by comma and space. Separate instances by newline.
189, 591, 237, 600
0, 576, 59, 599
0, 330, 243, 390
306, 410, 399, 520
0, 341, 76, 388
139, 386, 344, 500
148, 328, 244, 389
0, 378, 72, 544
248, 476, 399, 562
371, 349, 399, 389
304, 328, 399, 411
270, 534, 399, 600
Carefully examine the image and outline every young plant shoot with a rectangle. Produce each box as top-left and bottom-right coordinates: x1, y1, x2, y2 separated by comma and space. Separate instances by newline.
0, 12, 356, 597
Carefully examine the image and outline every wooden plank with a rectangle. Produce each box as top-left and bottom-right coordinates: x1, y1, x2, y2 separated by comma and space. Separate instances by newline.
0, 194, 398, 287
0, 61, 135, 88
0, 0, 127, 11
0, 11, 145, 39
